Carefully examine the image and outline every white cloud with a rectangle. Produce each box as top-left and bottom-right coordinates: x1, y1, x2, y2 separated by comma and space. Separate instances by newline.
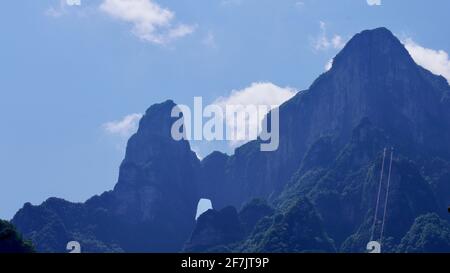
325, 58, 333, 71
294, 1, 305, 9
99, 0, 195, 44
103, 113, 142, 138
45, 0, 85, 18
167, 24, 196, 40
314, 21, 345, 51
67, 0, 81, 6
202, 31, 217, 48
214, 82, 296, 147
331, 35, 344, 49
190, 145, 204, 160
45, 0, 68, 17
367, 0, 381, 6
404, 38, 450, 82
215, 82, 296, 114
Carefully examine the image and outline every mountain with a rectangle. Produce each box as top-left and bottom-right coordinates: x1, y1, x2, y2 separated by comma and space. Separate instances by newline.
397, 213, 450, 253
238, 197, 336, 253
183, 206, 244, 253
183, 199, 274, 252
11, 27, 450, 253
0, 220, 34, 253
12, 101, 202, 252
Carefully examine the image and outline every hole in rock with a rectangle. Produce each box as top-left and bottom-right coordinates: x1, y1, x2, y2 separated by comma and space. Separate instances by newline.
195, 198, 213, 220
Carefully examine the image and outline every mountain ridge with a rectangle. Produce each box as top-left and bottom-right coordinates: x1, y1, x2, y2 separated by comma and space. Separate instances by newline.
11, 27, 450, 253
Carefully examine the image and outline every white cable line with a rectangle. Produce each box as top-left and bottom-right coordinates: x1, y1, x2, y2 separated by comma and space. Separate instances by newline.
380, 148, 394, 244
371, 148, 386, 241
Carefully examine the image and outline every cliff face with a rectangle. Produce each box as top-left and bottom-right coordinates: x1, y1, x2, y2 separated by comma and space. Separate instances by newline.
192, 28, 450, 252
200, 28, 450, 210
11, 28, 450, 253
13, 101, 202, 252
183, 199, 274, 252
183, 206, 244, 253
105, 100, 201, 251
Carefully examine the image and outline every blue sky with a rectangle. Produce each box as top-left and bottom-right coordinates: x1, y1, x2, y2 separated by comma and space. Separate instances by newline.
1, 0, 449, 220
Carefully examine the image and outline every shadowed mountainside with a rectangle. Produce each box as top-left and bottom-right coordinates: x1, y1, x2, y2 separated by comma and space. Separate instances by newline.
11, 27, 450, 253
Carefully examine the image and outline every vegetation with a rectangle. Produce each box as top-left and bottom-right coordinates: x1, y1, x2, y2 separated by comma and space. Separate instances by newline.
238, 197, 336, 253
397, 213, 450, 253
0, 220, 34, 253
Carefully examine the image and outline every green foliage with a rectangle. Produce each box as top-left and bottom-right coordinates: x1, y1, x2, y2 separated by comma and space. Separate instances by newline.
397, 213, 450, 253
0, 220, 34, 253
238, 197, 336, 253
239, 198, 274, 235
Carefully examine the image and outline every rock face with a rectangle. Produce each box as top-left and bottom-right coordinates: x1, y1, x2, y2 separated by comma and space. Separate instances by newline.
104, 100, 201, 251
238, 199, 274, 235
11, 27, 450, 252
199, 27, 450, 210
183, 207, 244, 253
183, 199, 274, 252
13, 101, 202, 252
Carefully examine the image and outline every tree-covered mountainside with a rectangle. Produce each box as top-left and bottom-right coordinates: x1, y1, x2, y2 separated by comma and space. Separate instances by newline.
183, 199, 274, 253
0, 220, 34, 253
397, 213, 450, 253
238, 197, 335, 253
183, 206, 244, 253
10, 27, 450, 253
184, 198, 335, 253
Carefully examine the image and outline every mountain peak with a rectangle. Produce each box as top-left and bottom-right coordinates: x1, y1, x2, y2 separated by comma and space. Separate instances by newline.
358, 27, 395, 38
134, 99, 178, 140
332, 27, 414, 72
144, 99, 176, 116
343, 27, 400, 50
